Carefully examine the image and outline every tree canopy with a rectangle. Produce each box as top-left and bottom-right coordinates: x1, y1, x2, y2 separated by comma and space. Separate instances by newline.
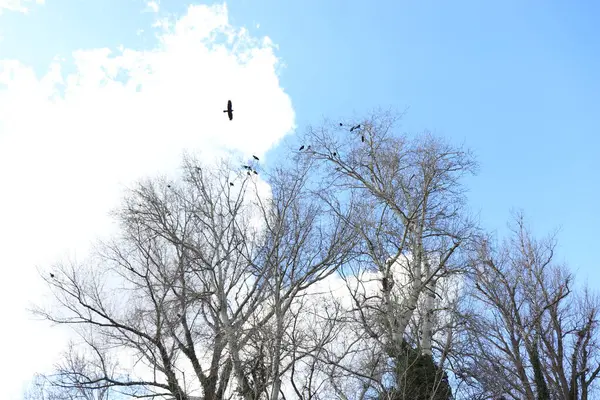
27, 111, 600, 400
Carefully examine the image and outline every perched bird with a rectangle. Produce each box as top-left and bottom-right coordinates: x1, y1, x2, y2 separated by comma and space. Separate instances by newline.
333, 152, 337, 157
253, 170, 258, 175
339, 123, 343, 126
247, 171, 251, 176
253, 155, 259, 160
167, 184, 171, 188
361, 135, 365, 142
242, 165, 251, 170
177, 313, 182, 318
350, 124, 361, 132
223, 100, 233, 120
230, 182, 234, 186
50, 273, 55, 279
299, 145, 305, 151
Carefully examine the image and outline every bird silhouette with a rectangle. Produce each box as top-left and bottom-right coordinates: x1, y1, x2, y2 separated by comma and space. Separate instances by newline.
247, 171, 251, 176
253, 155, 259, 160
339, 123, 343, 126
253, 170, 258, 175
50, 273, 55, 278
223, 100, 233, 120
350, 124, 361, 132
230, 182, 234, 186
333, 152, 337, 157
361, 135, 365, 142
242, 165, 251, 170
299, 145, 305, 151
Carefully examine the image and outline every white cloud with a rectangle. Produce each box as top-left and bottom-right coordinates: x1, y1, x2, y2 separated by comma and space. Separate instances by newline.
145, 0, 159, 13
0, 3, 294, 399
0, 0, 44, 14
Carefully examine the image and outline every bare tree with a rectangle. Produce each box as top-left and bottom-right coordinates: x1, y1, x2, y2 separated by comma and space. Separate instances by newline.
33, 158, 247, 400
299, 110, 478, 399
457, 211, 600, 400
232, 156, 357, 400
23, 350, 115, 400
32, 154, 355, 400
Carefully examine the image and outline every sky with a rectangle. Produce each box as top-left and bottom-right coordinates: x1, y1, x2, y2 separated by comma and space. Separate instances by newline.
1, 0, 599, 398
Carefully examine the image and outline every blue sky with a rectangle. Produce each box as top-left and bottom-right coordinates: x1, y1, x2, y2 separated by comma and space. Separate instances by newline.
228, 0, 600, 279
242, 0, 600, 282
3, 0, 599, 267
1, 0, 599, 396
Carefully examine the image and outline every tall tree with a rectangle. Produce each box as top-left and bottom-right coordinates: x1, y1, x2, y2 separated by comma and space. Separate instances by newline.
456, 211, 600, 400
32, 154, 355, 400
300, 110, 478, 399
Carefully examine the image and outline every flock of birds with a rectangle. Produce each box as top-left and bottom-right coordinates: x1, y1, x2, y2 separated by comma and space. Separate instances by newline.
224, 99, 364, 158
47, 101, 365, 280
223, 100, 261, 186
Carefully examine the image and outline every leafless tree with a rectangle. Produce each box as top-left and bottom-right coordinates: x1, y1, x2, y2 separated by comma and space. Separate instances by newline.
234, 157, 357, 400
32, 154, 355, 400
456, 211, 600, 400
23, 349, 115, 400
298, 109, 478, 399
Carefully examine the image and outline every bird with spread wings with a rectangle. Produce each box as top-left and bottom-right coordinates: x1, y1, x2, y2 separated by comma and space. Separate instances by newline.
223, 100, 233, 120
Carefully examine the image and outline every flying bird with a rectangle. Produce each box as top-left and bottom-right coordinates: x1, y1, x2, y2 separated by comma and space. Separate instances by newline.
223, 100, 233, 120
253, 155, 259, 160
350, 124, 361, 132
299, 145, 305, 151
